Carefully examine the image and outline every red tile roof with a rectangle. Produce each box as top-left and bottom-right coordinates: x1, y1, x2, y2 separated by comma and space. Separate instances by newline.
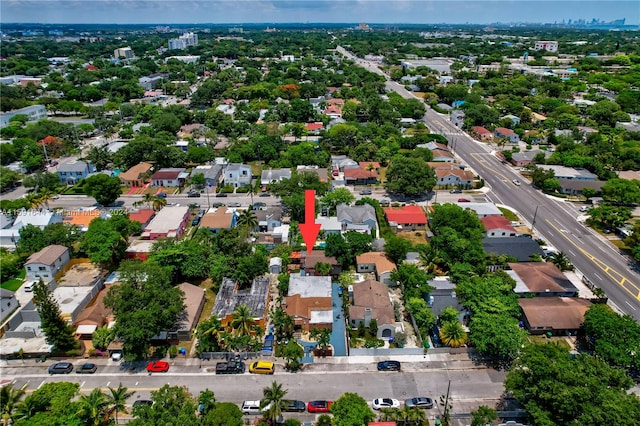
128, 209, 155, 226
495, 127, 516, 135
344, 167, 378, 179
481, 216, 516, 232
305, 122, 323, 131
324, 105, 342, 115
384, 205, 427, 225
472, 126, 491, 135
359, 161, 380, 169
151, 169, 182, 180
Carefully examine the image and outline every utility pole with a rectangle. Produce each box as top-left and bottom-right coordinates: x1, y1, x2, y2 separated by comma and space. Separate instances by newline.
532, 204, 540, 235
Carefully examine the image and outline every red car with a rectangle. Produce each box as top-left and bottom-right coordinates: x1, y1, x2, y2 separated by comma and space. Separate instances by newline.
307, 400, 332, 413
146, 361, 170, 373
457, 198, 471, 203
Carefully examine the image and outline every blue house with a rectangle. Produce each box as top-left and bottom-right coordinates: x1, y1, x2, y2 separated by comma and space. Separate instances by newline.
57, 161, 95, 184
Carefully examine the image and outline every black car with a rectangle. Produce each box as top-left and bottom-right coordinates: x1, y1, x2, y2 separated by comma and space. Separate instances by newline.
187, 192, 201, 198
280, 400, 306, 412
192, 217, 201, 226
212, 202, 225, 208
48, 362, 73, 374
133, 400, 153, 407
259, 192, 271, 197
215, 193, 228, 197
77, 363, 97, 374
377, 360, 401, 371
405, 397, 434, 409
449, 189, 462, 194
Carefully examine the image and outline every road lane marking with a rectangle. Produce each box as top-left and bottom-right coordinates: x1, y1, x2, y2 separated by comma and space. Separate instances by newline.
106, 381, 110, 387
80, 381, 85, 388
626, 301, 637, 310
594, 273, 603, 281
568, 250, 576, 256
37, 380, 45, 389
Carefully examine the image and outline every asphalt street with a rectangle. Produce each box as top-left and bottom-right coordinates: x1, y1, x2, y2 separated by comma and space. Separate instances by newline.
336, 46, 640, 319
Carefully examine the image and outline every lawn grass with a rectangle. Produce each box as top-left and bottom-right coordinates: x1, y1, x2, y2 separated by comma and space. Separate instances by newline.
1, 270, 26, 291
498, 207, 519, 222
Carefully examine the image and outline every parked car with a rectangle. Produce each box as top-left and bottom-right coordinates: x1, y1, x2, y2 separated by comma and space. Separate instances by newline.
377, 360, 401, 371
133, 400, 153, 407
77, 363, 98, 374
212, 202, 225, 208
228, 202, 241, 207
457, 198, 471, 202
48, 362, 73, 375
405, 397, 434, 409
215, 361, 245, 375
259, 192, 271, 197
512, 179, 521, 186
249, 361, 275, 375
187, 191, 201, 198
307, 400, 332, 413
215, 193, 228, 197
359, 189, 372, 195
146, 361, 170, 373
449, 189, 462, 194
372, 398, 401, 410
579, 206, 590, 212
192, 217, 201, 226
157, 192, 167, 198
280, 400, 306, 412
252, 202, 267, 209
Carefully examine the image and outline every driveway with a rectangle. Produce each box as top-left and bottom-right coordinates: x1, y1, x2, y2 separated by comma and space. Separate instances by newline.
330, 282, 347, 356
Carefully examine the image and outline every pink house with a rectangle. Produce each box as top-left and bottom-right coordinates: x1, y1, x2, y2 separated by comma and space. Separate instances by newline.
472, 126, 494, 141
141, 206, 190, 240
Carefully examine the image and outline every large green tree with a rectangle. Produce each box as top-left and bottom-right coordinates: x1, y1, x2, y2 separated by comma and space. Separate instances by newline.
385, 156, 435, 196
80, 217, 128, 267
506, 343, 640, 425
32, 280, 76, 352
82, 174, 122, 206
330, 392, 375, 426
104, 261, 185, 360
129, 385, 198, 426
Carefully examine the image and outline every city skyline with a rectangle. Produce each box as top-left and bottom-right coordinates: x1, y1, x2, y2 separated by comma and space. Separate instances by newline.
1, 1, 638, 26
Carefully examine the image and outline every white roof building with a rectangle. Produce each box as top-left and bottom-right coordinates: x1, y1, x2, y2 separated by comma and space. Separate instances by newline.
288, 275, 332, 298
454, 202, 503, 218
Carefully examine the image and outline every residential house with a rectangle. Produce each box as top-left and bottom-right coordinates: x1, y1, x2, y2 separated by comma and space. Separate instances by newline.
523, 130, 546, 144
510, 151, 546, 167
124, 239, 155, 261
481, 216, 517, 238
261, 168, 292, 186
530, 112, 547, 124
305, 122, 323, 133
355, 252, 397, 285
1, 289, 19, 323
435, 169, 474, 187
151, 168, 188, 187
297, 165, 329, 183
557, 179, 605, 196
302, 250, 341, 277
127, 209, 155, 228
472, 126, 494, 142
224, 163, 252, 188
57, 161, 94, 184
359, 162, 380, 173
169, 283, 205, 341
62, 208, 104, 232
349, 279, 397, 339
141, 205, 190, 239
200, 208, 236, 234
519, 297, 591, 336
324, 105, 342, 119
483, 237, 544, 262
343, 167, 378, 185
24, 245, 71, 283
316, 215, 343, 236
494, 127, 520, 144
508, 262, 579, 297
617, 170, 640, 181
256, 208, 281, 232
384, 206, 427, 231
283, 294, 333, 333
0, 210, 63, 250
455, 202, 502, 218
118, 162, 153, 187
337, 203, 377, 234
426, 276, 469, 323
501, 114, 521, 126
74, 286, 114, 339
269, 258, 282, 274
191, 164, 225, 188
52, 262, 104, 323
288, 275, 332, 298
331, 155, 359, 171
430, 148, 455, 163
212, 277, 270, 329
538, 165, 597, 181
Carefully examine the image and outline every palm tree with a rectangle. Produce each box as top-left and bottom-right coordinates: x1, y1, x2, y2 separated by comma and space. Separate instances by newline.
152, 195, 167, 211
379, 407, 400, 422
547, 251, 573, 271
236, 209, 258, 232
230, 304, 255, 337
419, 247, 445, 275
13, 398, 38, 423
261, 381, 287, 424
398, 405, 426, 425
1, 384, 26, 426
106, 383, 135, 425
310, 328, 331, 351
76, 389, 109, 426
439, 321, 467, 348
37, 188, 55, 209
140, 193, 155, 207
202, 315, 225, 350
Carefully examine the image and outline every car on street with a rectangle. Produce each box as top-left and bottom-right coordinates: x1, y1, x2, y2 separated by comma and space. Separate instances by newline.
280, 400, 306, 412
133, 400, 153, 407
187, 191, 201, 198
157, 192, 167, 198
405, 397, 434, 409
512, 179, 521, 186
449, 189, 462, 194
579, 206, 590, 212
228, 202, 241, 207
359, 189, 372, 195
215, 193, 228, 197
372, 398, 401, 410
212, 202, 225, 208
307, 400, 332, 413
377, 360, 401, 371
77, 363, 98, 374
457, 198, 471, 202
249, 361, 275, 375
252, 202, 267, 209
146, 361, 170, 373
259, 192, 271, 197
48, 362, 73, 374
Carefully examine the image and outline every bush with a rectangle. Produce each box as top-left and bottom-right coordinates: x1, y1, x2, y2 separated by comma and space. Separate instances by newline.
235, 185, 251, 193
168, 345, 178, 358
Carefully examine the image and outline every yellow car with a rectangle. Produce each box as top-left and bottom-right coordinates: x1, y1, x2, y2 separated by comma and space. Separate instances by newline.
249, 361, 275, 375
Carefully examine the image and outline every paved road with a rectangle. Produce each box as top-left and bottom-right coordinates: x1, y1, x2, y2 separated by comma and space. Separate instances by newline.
2, 360, 505, 423
338, 47, 640, 320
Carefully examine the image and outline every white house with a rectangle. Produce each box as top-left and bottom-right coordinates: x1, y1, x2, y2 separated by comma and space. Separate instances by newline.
224, 163, 252, 188
24, 245, 71, 283
0, 289, 19, 323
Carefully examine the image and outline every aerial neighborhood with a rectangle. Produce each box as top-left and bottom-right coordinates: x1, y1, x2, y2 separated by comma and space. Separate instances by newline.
1, 17, 640, 426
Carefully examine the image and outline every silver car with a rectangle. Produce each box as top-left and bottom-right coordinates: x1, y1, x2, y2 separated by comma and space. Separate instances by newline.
405, 397, 433, 409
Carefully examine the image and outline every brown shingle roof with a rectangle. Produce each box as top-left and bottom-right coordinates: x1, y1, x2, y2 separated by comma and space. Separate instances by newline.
303, 250, 338, 269
356, 252, 396, 274
200, 209, 234, 229
519, 297, 591, 330
176, 282, 205, 331
344, 167, 378, 179
26, 245, 68, 266
119, 162, 152, 182
283, 294, 332, 320
508, 262, 576, 293
74, 286, 114, 326
351, 279, 395, 326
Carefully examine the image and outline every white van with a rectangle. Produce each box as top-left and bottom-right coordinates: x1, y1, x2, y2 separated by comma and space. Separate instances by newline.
23, 282, 36, 292
241, 400, 263, 415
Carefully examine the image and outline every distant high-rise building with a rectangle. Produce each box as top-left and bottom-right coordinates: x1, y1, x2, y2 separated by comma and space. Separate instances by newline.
114, 46, 134, 59
168, 32, 198, 50
229, 27, 243, 34
534, 41, 558, 53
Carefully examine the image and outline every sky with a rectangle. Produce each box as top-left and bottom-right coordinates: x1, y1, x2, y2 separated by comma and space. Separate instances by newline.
1, 0, 638, 25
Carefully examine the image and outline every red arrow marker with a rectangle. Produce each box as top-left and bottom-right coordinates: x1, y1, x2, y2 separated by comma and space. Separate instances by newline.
299, 189, 321, 254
